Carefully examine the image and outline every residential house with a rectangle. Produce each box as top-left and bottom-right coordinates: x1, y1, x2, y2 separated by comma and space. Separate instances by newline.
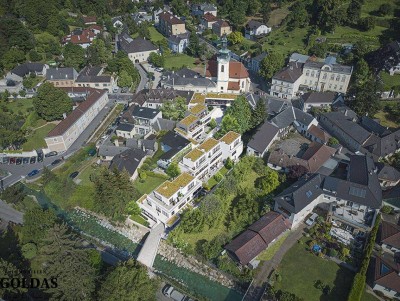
274, 155, 382, 231
137, 172, 203, 224
158, 11, 186, 37
157, 131, 192, 169
192, 3, 218, 16
383, 185, 400, 210
119, 33, 158, 63
153, 8, 164, 25
225, 211, 290, 267
62, 28, 97, 48
98, 145, 129, 161
201, 12, 218, 29
161, 68, 217, 93
132, 11, 152, 25
176, 114, 204, 141
293, 91, 344, 112
248, 52, 267, 73
46, 67, 78, 87
247, 121, 280, 157
75, 66, 114, 93
128, 106, 162, 137
82, 16, 97, 25
212, 20, 232, 37
270, 62, 304, 100
168, 32, 190, 53
306, 124, 331, 145
371, 255, 400, 300
379, 219, 400, 254
219, 131, 243, 162
132, 88, 194, 108
7, 63, 49, 82
115, 123, 135, 139
112, 16, 123, 28
244, 20, 271, 39
376, 163, 400, 189
267, 142, 336, 173
289, 52, 310, 64
45, 88, 108, 152
110, 148, 147, 180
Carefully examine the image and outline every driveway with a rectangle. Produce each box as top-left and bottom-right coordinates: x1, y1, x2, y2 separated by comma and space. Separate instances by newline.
135, 63, 149, 92
141, 63, 162, 89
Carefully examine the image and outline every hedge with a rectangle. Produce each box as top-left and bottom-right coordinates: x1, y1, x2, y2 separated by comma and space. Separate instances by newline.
347, 273, 366, 301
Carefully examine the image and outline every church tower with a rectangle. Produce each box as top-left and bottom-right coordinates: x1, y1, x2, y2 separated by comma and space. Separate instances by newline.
217, 35, 230, 93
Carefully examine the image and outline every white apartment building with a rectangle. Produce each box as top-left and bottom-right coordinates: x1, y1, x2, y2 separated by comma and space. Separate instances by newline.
138, 173, 202, 224
175, 114, 205, 141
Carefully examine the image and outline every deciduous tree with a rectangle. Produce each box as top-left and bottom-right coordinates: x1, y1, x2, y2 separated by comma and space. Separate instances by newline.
63, 43, 86, 70
259, 52, 285, 80
228, 31, 244, 45
251, 98, 267, 128
166, 162, 181, 178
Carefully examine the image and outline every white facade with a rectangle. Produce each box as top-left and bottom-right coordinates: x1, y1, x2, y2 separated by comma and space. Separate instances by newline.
270, 78, 302, 100
372, 283, 400, 300
245, 24, 271, 39
302, 65, 351, 94
128, 50, 157, 63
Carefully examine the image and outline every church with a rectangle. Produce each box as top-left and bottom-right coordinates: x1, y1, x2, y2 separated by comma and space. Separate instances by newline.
160, 36, 250, 94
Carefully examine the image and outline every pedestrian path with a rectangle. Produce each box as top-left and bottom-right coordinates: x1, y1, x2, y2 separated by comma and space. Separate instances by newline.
137, 222, 165, 268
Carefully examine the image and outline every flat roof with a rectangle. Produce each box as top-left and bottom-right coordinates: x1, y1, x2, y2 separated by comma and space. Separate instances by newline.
155, 172, 194, 198
199, 138, 219, 152
179, 114, 199, 126
220, 131, 240, 145
184, 148, 204, 162
189, 104, 207, 115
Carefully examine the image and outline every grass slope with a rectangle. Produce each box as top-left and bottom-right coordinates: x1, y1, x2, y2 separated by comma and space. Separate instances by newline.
22, 123, 56, 151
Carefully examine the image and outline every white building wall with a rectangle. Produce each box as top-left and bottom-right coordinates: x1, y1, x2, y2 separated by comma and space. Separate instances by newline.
373, 284, 400, 300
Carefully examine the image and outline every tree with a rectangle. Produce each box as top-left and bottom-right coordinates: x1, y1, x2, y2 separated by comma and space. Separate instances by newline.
21, 208, 57, 245
255, 169, 280, 194
288, 2, 310, 29
126, 200, 141, 216
230, 189, 261, 230
170, 0, 189, 17
160, 97, 187, 120
259, 52, 285, 79
35, 32, 62, 55
225, 157, 234, 169
377, 3, 392, 16
180, 208, 205, 233
349, 78, 381, 116
199, 194, 224, 228
228, 31, 244, 45
209, 118, 217, 129
226, 95, 252, 133
0, 111, 26, 148
0, 259, 27, 298
2, 48, 26, 70
39, 223, 97, 301
220, 114, 241, 136
288, 165, 309, 179
118, 70, 133, 88
87, 39, 110, 65
199, 235, 228, 260
166, 162, 181, 178
346, 0, 362, 25
41, 167, 56, 185
327, 137, 339, 146
230, 9, 246, 29
353, 58, 371, 87
148, 52, 164, 68
33, 83, 72, 121
28, 50, 42, 62
98, 259, 157, 301
308, 42, 328, 58
261, 0, 272, 24
1, 185, 27, 205
251, 98, 267, 128
63, 43, 85, 70
21, 242, 38, 259
312, 0, 343, 33
358, 17, 375, 31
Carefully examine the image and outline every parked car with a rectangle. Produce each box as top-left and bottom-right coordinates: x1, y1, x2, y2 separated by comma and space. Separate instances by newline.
121, 87, 129, 93
16, 158, 22, 165
30, 157, 36, 164
305, 213, 318, 226
27, 170, 39, 177
106, 128, 113, 135
45, 151, 58, 157
2, 157, 9, 164
69, 171, 79, 179
9, 157, 16, 164
37, 150, 44, 162
112, 87, 119, 93
162, 284, 193, 301
51, 159, 62, 166
23, 157, 30, 164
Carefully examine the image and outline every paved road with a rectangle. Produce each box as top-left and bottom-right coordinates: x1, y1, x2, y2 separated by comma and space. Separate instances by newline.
0, 100, 115, 189
135, 63, 149, 92
141, 63, 162, 89
108, 93, 134, 103
0, 200, 23, 224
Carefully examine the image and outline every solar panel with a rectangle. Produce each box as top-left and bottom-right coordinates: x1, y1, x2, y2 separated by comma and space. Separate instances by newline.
349, 186, 366, 198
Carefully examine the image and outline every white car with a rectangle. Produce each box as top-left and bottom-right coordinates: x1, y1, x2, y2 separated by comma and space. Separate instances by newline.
305, 213, 318, 226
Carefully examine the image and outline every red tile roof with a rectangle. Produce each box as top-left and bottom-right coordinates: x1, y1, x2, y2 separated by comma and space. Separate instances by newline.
202, 12, 217, 22
228, 81, 240, 90
307, 124, 331, 143
88, 25, 102, 32
374, 256, 400, 293
380, 221, 400, 249
64, 29, 96, 45
83, 16, 97, 24
158, 11, 185, 25
47, 88, 107, 137
205, 60, 249, 79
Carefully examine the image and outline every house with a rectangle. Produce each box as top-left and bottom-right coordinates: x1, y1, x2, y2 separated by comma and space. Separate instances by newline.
112, 16, 123, 28
168, 32, 190, 53
224, 211, 290, 267
46, 67, 78, 87
62, 28, 97, 48
192, 3, 218, 16
306, 124, 331, 145
82, 16, 97, 25
153, 8, 164, 25
244, 20, 271, 39
7, 63, 49, 82
289, 52, 310, 64
161, 68, 217, 93
132, 12, 152, 25
119, 33, 158, 63
109, 148, 147, 180
201, 12, 218, 29
45, 87, 108, 152
115, 123, 135, 139
137, 172, 203, 224
371, 255, 400, 300
248, 52, 267, 73
267, 142, 336, 173
157, 131, 192, 169
383, 185, 400, 210
270, 62, 303, 100
274, 154, 382, 230
376, 163, 400, 189
132, 88, 194, 108
247, 121, 279, 157
219, 131, 243, 162
158, 11, 186, 37
212, 20, 232, 37
74, 66, 114, 92
88, 25, 102, 35
176, 114, 204, 141
294, 91, 344, 112
98, 145, 129, 161
124, 106, 162, 137
367, 40, 400, 75
379, 220, 400, 254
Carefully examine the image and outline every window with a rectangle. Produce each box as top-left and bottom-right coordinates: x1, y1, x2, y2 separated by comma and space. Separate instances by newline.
336, 75, 340, 81
242, 81, 244, 88
341, 75, 346, 82
323, 73, 327, 80
304, 80, 308, 84
340, 85, 343, 90
306, 71, 309, 76
220, 86, 223, 90
334, 85, 337, 89
53, 138, 58, 142
221, 65, 224, 72
330, 74, 334, 80
311, 71, 315, 77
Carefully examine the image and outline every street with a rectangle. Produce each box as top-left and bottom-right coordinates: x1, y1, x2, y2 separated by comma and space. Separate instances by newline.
0, 200, 23, 224
135, 63, 149, 92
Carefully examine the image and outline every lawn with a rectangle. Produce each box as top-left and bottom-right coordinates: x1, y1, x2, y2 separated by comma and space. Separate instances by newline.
2, 98, 34, 117
22, 123, 56, 151
257, 231, 290, 261
380, 71, 400, 90
130, 214, 150, 227
362, 290, 381, 301
205, 166, 229, 190
164, 53, 197, 70
274, 238, 354, 301
133, 173, 169, 196
148, 26, 166, 44
374, 110, 399, 128
268, 5, 290, 27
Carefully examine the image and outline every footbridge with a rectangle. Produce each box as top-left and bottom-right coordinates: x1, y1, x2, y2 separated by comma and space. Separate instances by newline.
137, 222, 165, 268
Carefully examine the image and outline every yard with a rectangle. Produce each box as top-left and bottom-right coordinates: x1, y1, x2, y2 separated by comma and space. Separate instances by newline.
374, 100, 400, 129
133, 173, 169, 197
22, 123, 56, 151
274, 238, 355, 301
257, 232, 290, 261
2, 98, 34, 116
204, 166, 229, 190
148, 26, 165, 44
163, 53, 198, 70
380, 71, 400, 90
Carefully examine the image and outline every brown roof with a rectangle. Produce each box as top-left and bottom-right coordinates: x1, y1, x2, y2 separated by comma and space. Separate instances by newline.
380, 221, 400, 249
65, 29, 96, 45
47, 88, 107, 137
205, 60, 249, 79
159, 12, 185, 25
228, 81, 240, 90
202, 12, 217, 22
273, 62, 303, 83
88, 25, 102, 31
214, 19, 230, 28
374, 256, 400, 293
225, 212, 289, 265
83, 16, 97, 24
307, 124, 331, 143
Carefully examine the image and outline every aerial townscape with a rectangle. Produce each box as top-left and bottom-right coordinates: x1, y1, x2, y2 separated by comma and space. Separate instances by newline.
1, 0, 400, 301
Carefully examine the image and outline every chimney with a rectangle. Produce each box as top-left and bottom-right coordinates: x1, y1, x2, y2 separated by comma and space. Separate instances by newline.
344, 109, 348, 116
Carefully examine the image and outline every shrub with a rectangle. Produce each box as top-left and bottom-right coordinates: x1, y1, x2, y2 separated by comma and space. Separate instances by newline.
381, 205, 393, 214
328, 248, 338, 257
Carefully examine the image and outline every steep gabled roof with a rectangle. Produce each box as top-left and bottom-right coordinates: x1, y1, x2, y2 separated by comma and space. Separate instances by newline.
380, 221, 400, 249
272, 62, 303, 83
247, 122, 279, 154
119, 33, 158, 53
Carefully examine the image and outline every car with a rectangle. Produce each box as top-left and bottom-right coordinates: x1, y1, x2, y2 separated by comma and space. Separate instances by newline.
37, 153, 43, 162
45, 151, 58, 157
9, 157, 16, 164
30, 157, 36, 164
51, 159, 62, 166
2, 157, 9, 164
112, 87, 119, 93
305, 213, 318, 226
106, 128, 113, 135
23, 157, 30, 164
27, 169, 39, 177
69, 171, 79, 179
16, 158, 22, 165
162, 284, 193, 301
